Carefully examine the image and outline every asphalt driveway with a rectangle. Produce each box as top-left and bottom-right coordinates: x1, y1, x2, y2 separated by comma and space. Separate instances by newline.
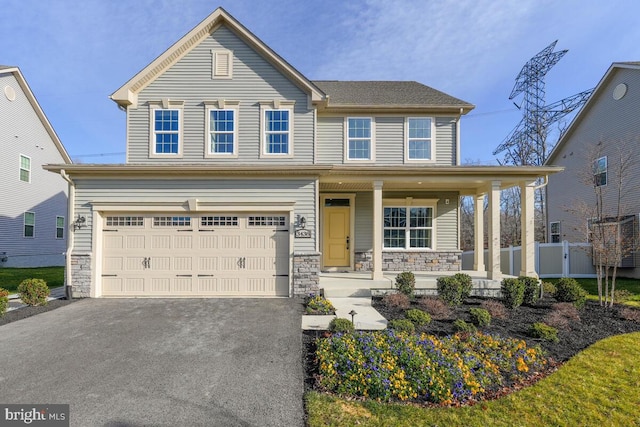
0, 298, 304, 426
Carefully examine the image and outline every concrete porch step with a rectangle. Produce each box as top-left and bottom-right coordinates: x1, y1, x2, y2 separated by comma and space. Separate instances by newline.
301, 297, 388, 331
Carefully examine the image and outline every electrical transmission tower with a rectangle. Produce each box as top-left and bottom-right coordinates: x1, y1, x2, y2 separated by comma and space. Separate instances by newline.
493, 40, 594, 166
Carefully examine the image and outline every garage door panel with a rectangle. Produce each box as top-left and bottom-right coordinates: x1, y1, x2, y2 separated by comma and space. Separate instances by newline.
246, 277, 273, 294
174, 257, 193, 270
151, 235, 171, 249
126, 235, 146, 249
174, 235, 193, 249
199, 257, 218, 270
197, 278, 217, 293
125, 257, 146, 271
219, 278, 240, 293
104, 257, 123, 271
174, 278, 193, 293
151, 278, 170, 293
218, 257, 241, 271
151, 257, 171, 270
199, 235, 217, 249
103, 278, 122, 293
123, 278, 144, 292
104, 235, 124, 249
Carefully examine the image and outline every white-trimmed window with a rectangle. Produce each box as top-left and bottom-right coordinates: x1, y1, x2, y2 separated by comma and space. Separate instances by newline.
383, 199, 436, 250
211, 49, 233, 79
19, 154, 31, 182
261, 102, 294, 157
150, 100, 184, 157
406, 117, 433, 161
56, 216, 65, 239
24, 211, 35, 238
550, 221, 561, 243
594, 156, 607, 187
206, 101, 239, 157
347, 117, 373, 160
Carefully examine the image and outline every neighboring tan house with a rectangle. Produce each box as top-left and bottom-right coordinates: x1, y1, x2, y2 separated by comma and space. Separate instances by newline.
546, 62, 640, 277
0, 66, 71, 267
45, 8, 559, 298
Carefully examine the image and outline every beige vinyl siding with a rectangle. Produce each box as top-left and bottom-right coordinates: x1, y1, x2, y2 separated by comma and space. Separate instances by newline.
316, 116, 343, 164
351, 191, 459, 251
127, 25, 314, 163
435, 117, 456, 165
375, 117, 403, 164
71, 178, 317, 253
0, 72, 68, 265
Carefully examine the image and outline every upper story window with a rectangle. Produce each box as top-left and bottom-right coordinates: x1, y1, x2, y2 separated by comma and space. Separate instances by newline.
206, 100, 239, 158
260, 101, 294, 157
594, 156, 607, 187
24, 211, 35, 238
347, 118, 374, 161
149, 100, 184, 158
19, 154, 31, 182
56, 216, 65, 239
211, 49, 233, 79
406, 117, 433, 161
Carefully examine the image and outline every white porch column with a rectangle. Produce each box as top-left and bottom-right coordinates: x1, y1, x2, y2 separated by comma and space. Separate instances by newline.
372, 180, 384, 280
520, 180, 538, 278
473, 193, 485, 272
487, 181, 502, 280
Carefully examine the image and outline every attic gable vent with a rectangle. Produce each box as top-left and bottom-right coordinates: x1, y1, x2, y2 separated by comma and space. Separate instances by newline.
212, 49, 233, 79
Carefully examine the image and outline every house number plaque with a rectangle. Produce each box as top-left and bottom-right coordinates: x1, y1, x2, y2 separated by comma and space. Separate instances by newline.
295, 229, 312, 238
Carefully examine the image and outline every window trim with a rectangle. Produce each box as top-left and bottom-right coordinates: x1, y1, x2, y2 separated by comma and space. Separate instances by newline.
594, 156, 607, 187
211, 49, 233, 79
24, 211, 35, 238
204, 100, 240, 158
382, 198, 438, 251
149, 100, 184, 158
19, 154, 31, 183
260, 101, 294, 158
549, 221, 561, 243
56, 216, 65, 240
405, 117, 436, 163
345, 117, 375, 162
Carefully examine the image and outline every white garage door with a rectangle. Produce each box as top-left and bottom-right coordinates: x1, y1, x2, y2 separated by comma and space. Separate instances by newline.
101, 213, 290, 297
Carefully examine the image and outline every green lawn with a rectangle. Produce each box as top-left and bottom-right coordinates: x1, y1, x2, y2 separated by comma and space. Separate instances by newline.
306, 332, 640, 427
0, 267, 64, 293
547, 277, 640, 306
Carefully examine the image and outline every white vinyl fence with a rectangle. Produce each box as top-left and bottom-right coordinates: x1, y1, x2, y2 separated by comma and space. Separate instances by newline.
461, 241, 596, 278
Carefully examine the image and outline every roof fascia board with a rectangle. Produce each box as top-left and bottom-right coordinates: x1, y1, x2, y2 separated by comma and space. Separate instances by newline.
110, 8, 324, 108
318, 105, 474, 115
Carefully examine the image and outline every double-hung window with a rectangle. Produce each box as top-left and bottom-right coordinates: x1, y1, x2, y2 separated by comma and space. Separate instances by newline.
594, 156, 607, 187
549, 221, 561, 243
261, 101, 294, 157
56, 216, 65, 239
150, 100, 183, 157
24, 212, 35, 238
206, 100, 239, 157
19, 154, 31, 182
406, 117, 433, 161
347, 118, 373, 160
383, 201, 435, 250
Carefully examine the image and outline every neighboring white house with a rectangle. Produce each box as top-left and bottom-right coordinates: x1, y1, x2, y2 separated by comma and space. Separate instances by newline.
546, 62, 640, 277
0, 66, 71, 267
45, 7, 560, 298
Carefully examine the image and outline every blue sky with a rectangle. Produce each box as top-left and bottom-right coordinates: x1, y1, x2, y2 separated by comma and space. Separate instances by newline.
3, 0, 640, 164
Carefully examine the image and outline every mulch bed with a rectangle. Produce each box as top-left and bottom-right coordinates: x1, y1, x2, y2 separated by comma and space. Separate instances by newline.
0, 299, 75, 327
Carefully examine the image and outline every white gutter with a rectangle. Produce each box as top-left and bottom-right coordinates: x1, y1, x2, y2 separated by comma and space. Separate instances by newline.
60, 169, 75, 300
456, 107, 462, 165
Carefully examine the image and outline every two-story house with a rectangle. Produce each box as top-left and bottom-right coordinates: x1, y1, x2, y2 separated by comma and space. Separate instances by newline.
1, 66, 71, 268
546, 62, 640, 277
45, 8, 559, 298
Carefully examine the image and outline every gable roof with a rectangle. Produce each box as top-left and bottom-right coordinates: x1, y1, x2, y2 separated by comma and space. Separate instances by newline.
313, 80, 474, 113
546, 62, 640, 164
0, 66, 72, 163
110, 7, 325, 108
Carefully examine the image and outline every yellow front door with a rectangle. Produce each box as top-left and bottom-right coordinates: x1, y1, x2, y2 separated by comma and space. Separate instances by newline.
323, 206, 350, 267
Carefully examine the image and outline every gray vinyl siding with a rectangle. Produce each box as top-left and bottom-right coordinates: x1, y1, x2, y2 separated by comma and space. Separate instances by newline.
548, 68, 640, 246
127, 25, 314, 163
351, 191, 459, 251
316, 115, 457, 165
72, 178, 317, 253
0, 72, 68, 266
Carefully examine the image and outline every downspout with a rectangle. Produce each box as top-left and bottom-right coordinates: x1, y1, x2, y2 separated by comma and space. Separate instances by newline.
456, 107, 463, 166
61, 169, 75, 300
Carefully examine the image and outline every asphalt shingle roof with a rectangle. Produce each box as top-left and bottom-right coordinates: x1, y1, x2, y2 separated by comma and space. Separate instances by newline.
312, 80, 473, 108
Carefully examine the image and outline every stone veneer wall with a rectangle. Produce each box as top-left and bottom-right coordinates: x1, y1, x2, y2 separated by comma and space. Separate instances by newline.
293, 252, 320, 296
354, 250, 461, 272
70, 253, 92, 298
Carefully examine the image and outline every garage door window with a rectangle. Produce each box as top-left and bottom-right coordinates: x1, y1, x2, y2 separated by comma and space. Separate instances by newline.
201, 216, 238, 227
153, 216, 191, 227
106, 216, 144, 227
248, 216, 287, 227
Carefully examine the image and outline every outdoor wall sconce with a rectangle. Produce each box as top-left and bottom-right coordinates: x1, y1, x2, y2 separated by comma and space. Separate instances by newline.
73, 215, 86, 231
298, 215, 307, 229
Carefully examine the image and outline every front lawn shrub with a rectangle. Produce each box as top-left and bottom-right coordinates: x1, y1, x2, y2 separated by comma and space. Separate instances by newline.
382, 292, 410, 310
0, 287, 9, 317
329, 318, 355, 333
388, 319, 415, 333
554, 278, 587, 308
452, 273, 473, 300
17, 278, 49, 306
469, 307, 491, 327
614, 289, 633, 304
501, 278, 525, 309
395, 271, 416, 297
305, 294, 335, 315
543, 302, 581, 331
529, 322, 559, 342
480, 299, 508, 319
437, 276, 465, 306
620, 307, 640, 322
453, 319, 477, 333
316, 330, 547, 404
417, 296, 452, 320
406, 309, 431, 326
542, 281, 557, 296
520, 276, 540, 306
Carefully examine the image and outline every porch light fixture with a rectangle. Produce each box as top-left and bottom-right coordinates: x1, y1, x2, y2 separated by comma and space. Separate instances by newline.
298, 215, 307, 229
349, 309, 357, 325
73, 215, 86, 231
